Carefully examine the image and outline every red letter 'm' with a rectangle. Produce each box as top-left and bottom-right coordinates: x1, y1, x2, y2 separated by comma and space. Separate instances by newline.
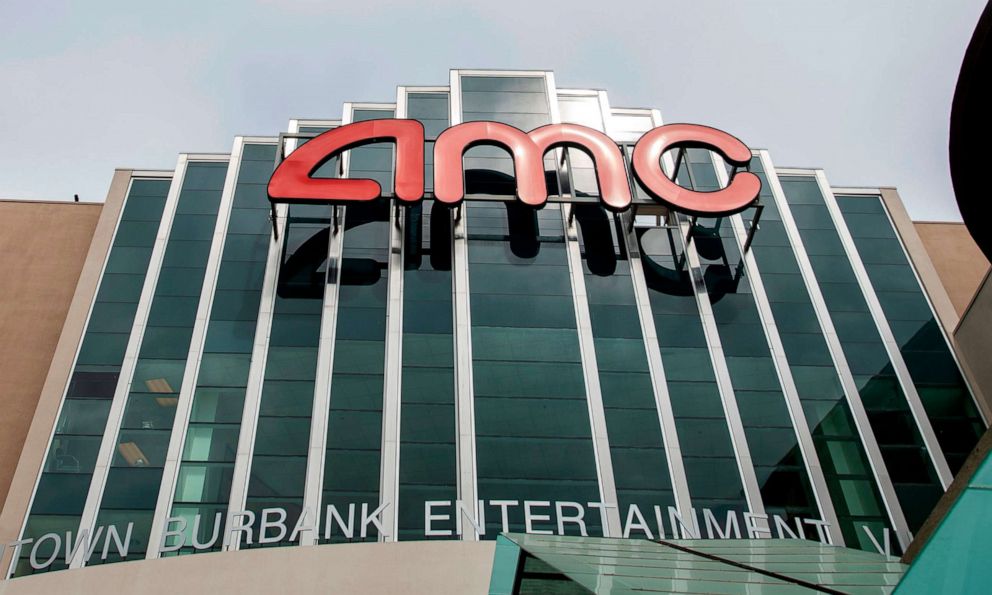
434, 122, 546, 206
434, 122, 632, 210
528, 124, 631, 211
268, 119, 424, 204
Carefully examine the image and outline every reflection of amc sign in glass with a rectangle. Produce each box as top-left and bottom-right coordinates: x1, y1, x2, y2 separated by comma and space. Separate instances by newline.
268, 120, 761, 216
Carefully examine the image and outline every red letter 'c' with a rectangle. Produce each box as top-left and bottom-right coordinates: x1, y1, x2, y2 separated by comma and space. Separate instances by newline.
631, 124, 760, 216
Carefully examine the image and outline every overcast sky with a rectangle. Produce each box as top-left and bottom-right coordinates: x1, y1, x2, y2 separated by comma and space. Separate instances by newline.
0, 0, 984, 220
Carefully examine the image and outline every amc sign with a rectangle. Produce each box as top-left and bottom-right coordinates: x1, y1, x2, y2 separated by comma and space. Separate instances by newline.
267, 120, 761, 216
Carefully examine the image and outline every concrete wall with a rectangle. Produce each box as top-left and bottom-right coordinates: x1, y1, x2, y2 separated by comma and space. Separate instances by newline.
0, 200, 101, 507
0, 541, 496, 595
915, 222, 990, 318
956, 272, 992, 418
0, 172, 132, 575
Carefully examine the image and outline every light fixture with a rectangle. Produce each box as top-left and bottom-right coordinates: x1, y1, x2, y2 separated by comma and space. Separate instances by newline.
145, 378, 173, 393
118, 442, 150, 467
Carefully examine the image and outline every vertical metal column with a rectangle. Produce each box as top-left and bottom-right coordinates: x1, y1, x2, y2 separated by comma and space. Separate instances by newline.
297, 207, 344, 547
447, 71, 480, 539
223, 137, 285, 550
377, 104, 407, 538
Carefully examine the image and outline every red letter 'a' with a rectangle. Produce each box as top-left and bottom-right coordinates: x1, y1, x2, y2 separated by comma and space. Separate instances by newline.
268, 119, 425, 204
631, 124, 760, 216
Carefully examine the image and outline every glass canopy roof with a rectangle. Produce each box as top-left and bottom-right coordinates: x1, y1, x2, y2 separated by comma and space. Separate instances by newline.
491, 533, 907, 594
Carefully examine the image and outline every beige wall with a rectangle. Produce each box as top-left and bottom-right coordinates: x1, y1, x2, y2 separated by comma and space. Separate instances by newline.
0, 541, 496, 595
915, 222, 990, 317
955, 272, 992, 418
0, 200, 101, 507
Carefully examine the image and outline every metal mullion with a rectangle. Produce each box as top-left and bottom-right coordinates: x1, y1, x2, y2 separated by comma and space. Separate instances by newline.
299, 110, 354, 546
66, 160, 197, 569
376, 201, 404, 541
714, 157, 843, 544
223, 137, 286, 551
813, 170, 953, 488
144, 151, 240, 559
760, 152, 911, 550
450, 205, 478, 539
377, 86, 411, 541
448, 70, 480, 540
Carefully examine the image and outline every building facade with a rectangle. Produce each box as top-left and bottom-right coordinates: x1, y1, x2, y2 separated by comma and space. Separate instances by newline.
0, 69, 985, 591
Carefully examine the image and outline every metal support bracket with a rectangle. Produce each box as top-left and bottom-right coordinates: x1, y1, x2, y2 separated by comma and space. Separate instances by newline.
741, 202, 764, 254
268, 130, 324, 240
269, 204, 279, 241
684, 215, 698, 248
672, 147, 686, 182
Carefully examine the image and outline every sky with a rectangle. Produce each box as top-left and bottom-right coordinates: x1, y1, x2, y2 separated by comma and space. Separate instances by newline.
0, 0, 985, 221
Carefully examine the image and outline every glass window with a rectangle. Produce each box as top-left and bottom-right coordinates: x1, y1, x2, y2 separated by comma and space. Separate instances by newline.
95, 162, 229, 559
181, 164, 228, 191
138, 327, 195, 359
460, 78, 602, 537
836, 195, 984, 476
780, 177, 944, 539
18, 175, 173, 577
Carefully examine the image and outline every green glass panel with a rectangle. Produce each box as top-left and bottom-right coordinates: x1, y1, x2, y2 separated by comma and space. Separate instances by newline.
317, 111, 394, 544
781, 177, 943, 538
462, 79, 601, 538
836, 194, 983, 476
170, 146, 277, 546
